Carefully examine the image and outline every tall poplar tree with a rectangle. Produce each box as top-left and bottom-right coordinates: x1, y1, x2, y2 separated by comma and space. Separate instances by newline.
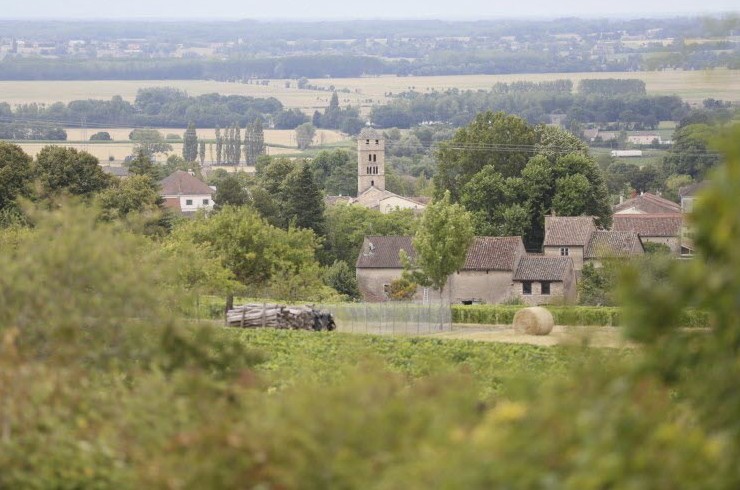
215, 126, 223, 165
182, 122, 198, 162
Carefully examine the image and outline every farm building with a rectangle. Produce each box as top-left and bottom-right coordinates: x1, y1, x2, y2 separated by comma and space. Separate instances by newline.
612, 214, 683, 254
542, 216, 644, 272
355, 235, 576, 305
160, 170, 215, 216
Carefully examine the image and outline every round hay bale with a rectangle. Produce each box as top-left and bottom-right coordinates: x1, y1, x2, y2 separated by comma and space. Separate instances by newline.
513, 307, 554, 336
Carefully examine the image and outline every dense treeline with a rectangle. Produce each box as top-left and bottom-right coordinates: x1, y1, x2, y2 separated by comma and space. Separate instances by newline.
0, 55, 387, 81
0, 122, 67, 140
2, 87, 287, 129
4, 51, 735, 80
370, 80, 690, 129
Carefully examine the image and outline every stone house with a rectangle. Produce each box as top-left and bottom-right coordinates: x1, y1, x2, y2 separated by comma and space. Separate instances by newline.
513, 256, 576, 305
542, 216, 644, 272
612, 214, 683, 254
160, 170, 215, 216
355, 235, 576, 304
356, 236, 527, 303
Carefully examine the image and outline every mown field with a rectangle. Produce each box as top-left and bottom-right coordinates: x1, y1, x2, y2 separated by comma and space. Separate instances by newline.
13, 128, 349, 162
0, 69, 736, 114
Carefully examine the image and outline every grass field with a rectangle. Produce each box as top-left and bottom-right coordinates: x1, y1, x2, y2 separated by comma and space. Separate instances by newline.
0, 69, 736, 114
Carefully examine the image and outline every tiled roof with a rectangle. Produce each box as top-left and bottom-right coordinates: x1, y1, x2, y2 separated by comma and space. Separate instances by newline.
679, 181, 709, 198
612, 214, 682, 237
356, 236, 524, 271
543, 216, 597, 247
352, 187, 427, 209
463, 236, 523, 271
356, 236, 415, 269
613, 192, 681, 215
585, 231, 644, 259
358, 127, 383, 140
160, 170, 213, 196
513, 256, 573, 281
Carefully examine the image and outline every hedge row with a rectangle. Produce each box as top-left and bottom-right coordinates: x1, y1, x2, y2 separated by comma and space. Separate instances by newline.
452, 305, 710, 328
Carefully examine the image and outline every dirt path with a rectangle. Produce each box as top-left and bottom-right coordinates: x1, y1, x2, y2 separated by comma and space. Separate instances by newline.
430, 324, 636, 349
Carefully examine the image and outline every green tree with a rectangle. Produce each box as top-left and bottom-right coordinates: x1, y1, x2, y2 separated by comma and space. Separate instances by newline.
245, 119, 265, 166
198, 141, 206, 166
663, 123, 721, 178
213, 174, 250, 208
89, 131, 112, 141
98, 174, 161, 220
280, 163, 326, 236
183, 122, 198, 162
129, 128, 173, 157
128, 149, 161, 180
0, 142, 33, 212
322, 260, 360, 299
434, 111, 536, 201
35, 146, 111, 198
295, 123, 316, 150
309, 149, 356, 196
552, 174, 592, 216
323, 204, 417, 265
411, 190, 474, 300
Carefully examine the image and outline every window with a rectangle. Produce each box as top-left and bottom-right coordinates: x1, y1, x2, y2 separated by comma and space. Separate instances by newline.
366, 139, 370, 144
560, 247, 569, 256
541, 281, 551, 295
368, 154, 372, 161
371, 180, 375, 187
523, 281, 532, 295
185, 199, 193, 206
202, 199, 209, 205
375, 139, 379, 144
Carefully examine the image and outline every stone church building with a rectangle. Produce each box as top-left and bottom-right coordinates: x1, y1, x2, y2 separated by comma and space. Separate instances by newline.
326, 128, 428, 213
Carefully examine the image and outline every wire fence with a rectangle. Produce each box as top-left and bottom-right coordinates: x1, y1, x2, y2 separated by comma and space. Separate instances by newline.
317, 302, 452, 336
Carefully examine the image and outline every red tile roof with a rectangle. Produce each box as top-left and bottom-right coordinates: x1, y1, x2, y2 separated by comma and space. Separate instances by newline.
543, 216, 597, 247
612, 214, 682, 237
613, 192, 680, 215
160, 170, 213, 196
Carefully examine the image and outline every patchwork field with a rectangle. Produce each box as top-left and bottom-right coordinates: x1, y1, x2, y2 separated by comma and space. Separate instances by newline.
0, 69, 736, 115
14, 128, 349, 162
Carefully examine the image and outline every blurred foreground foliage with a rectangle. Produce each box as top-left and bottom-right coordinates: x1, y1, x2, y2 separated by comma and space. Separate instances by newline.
0, 126, 740, 488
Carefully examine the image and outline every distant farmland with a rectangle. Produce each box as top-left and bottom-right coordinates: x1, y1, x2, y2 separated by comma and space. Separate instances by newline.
13, 128, 348, 162
0, 69, 736, 115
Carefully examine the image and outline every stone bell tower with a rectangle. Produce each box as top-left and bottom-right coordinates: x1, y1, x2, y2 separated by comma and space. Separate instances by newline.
357, 128, 385, 194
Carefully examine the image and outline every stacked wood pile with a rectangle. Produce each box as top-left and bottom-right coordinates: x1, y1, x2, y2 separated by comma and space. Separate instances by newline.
226, 303, 336, 331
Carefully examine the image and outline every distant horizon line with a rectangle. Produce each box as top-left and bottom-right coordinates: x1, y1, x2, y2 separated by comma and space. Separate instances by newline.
0, 12, 738, 22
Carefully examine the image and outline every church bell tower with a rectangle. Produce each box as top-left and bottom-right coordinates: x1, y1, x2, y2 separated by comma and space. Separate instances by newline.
357, 128, 385, 194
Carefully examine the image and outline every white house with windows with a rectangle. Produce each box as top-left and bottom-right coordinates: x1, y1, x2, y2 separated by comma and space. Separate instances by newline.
160, 170, 215, 216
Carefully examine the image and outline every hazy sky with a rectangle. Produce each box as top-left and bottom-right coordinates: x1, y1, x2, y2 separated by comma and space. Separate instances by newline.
2, 0, 738, 20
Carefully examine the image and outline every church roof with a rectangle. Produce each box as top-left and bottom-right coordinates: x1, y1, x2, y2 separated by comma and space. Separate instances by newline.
352, 187, 426, 209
